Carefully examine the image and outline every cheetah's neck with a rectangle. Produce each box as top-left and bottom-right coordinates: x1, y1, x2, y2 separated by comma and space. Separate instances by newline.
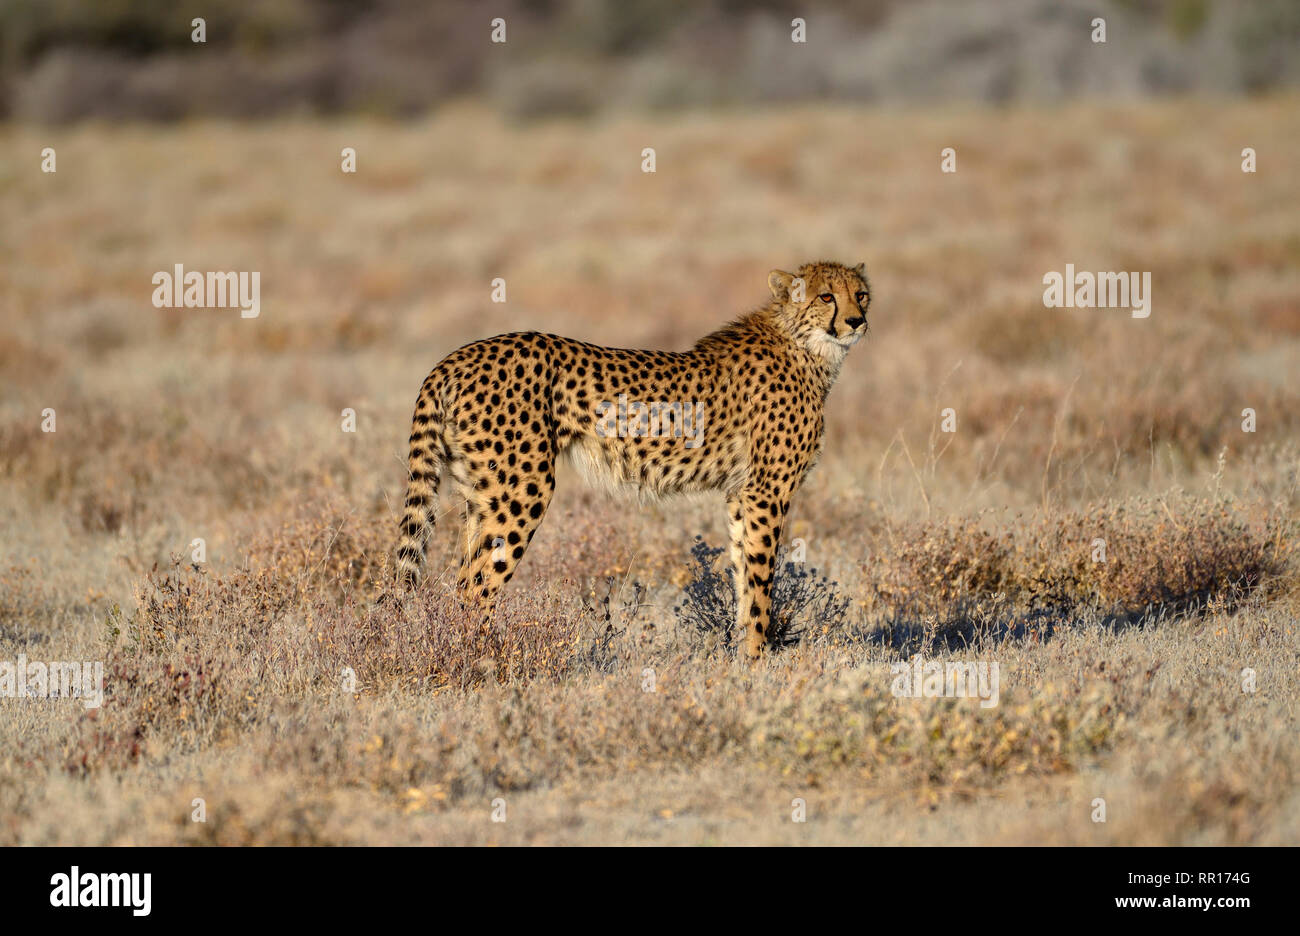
699, 307, 846, 394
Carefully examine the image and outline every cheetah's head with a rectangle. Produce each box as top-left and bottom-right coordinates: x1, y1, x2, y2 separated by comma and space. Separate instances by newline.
766, 261, 871, 365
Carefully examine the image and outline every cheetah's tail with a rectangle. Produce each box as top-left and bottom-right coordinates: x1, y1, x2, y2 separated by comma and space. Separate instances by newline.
395, 386, 447, 589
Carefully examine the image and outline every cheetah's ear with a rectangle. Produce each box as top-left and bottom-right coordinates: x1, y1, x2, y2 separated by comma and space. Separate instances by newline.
851, 262, 866, 278
768, 269, 796, 301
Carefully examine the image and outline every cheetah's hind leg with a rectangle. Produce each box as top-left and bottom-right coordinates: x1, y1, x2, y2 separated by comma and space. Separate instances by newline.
452, 465, 557, 623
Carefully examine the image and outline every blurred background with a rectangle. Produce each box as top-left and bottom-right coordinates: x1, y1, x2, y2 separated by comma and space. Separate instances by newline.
2, 0, 1297, 588
4, 0, 1299, 121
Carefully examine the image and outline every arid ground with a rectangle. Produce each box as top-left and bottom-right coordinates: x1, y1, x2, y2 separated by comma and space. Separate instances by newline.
1, 96, 1297, 844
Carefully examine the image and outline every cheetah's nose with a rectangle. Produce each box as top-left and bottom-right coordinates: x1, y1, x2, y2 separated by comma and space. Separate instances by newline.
845, 316, 866, 330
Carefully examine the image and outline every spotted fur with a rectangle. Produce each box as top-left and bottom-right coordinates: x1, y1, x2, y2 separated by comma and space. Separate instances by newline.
397, 261, 871, 658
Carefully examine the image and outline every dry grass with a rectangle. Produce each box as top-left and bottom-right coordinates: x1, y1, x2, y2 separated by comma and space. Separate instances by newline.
0, 95, 1298, 844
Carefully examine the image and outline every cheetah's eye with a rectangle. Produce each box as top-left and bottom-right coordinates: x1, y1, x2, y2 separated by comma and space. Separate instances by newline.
855, 291, 868, 303
818, 293, 834, 303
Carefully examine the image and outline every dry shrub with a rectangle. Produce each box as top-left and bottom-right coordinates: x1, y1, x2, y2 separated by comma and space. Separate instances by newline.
131, 563, 299, 658
244, 505, 395, 600
673, 536, 851, 652
60, 563, 291, 775
311, 585, 587, 692
752, 671, 1130, 796
223, 701, 470, 811
0, 406, 128, 498
199, 664, 755, 826
868, 497, 1293, 647
64, 655, 235, 776
872, 516, 1019, 616
489, 672, 750, 780
1025, 499, 1292, 616
61, 555, 593, 780
0, 563, 56, 643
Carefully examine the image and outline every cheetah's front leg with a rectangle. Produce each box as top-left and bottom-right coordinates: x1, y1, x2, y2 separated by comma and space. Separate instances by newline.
729, 489, 789, 660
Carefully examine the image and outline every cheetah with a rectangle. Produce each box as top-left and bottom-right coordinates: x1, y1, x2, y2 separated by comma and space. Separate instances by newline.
396, 261, 871, 659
